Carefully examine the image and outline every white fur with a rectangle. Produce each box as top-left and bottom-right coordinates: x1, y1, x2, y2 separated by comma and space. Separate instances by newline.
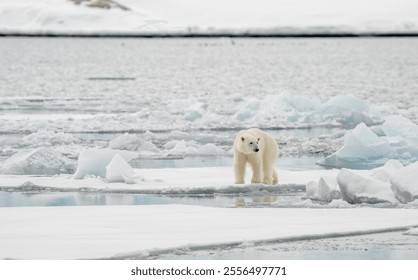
233, 128, 279, 185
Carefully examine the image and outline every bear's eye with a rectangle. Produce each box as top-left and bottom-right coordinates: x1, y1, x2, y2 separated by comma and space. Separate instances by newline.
249, 142, 253, 145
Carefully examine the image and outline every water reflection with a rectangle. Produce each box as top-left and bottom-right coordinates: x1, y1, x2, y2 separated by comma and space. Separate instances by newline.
0, 191, 301, 208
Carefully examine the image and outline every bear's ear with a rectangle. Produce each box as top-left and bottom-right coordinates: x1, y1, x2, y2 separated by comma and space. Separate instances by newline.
241, 137, 245, 142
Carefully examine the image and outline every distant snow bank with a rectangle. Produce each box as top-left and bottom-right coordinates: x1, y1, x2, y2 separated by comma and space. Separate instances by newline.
0, 0, 170, 33
1, 0, 418, 34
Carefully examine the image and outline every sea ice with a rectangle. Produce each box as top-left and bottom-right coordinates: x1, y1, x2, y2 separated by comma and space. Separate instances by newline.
305, 180, 319, 198
195, 143, 227, 156
382, 115, 418, 139
19, 130, 77, 148
0, 94, 387, 134
370, 159, 403, 182
0, 147, 75, 175
73, 148, 138, 179
109, 133, 159, 155
402, 228, 418, 236
163, 140, 226, 156
164, 140, 198, 155
317, 176, 341, 202
319, 123, 392, 169
337, 168, 397, 204
382, 115, 418, 160
105, 154, 136, 184
390, 161, 418, 203
305, 176, 340, 202
317, 95, 381, 126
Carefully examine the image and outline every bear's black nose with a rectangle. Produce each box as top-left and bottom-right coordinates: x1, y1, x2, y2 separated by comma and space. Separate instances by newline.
254, 148, 259, 152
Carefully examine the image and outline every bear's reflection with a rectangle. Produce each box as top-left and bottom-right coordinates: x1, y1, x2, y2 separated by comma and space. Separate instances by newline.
233, 196, 278, 207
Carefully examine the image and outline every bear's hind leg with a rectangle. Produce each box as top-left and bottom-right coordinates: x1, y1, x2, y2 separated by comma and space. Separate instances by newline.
262, 161, 274, 185
272, 169, 279, 185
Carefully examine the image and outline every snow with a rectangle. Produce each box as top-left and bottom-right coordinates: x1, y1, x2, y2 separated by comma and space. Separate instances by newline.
1, 0, 418, 34
0, 205, 417, 259
390, 161, 418, 203
73, 148, 138, 179
0, 147, 75, 175
0, 0, 168, 33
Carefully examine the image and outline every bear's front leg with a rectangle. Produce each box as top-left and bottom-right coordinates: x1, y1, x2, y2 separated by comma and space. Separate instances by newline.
262, 164, 273, 185
249, 160, 262, 184
234, 152, 246, 184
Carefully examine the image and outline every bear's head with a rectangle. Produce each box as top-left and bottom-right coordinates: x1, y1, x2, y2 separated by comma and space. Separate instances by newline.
237, 134, 260, 154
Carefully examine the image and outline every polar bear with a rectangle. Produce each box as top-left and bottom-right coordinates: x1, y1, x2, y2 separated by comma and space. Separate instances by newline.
233, 128, 279, 185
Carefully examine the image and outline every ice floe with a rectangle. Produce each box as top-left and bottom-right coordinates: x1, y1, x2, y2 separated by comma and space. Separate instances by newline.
319, 116, 418, 169
1, 205, 417, 259
105, 154, 136, 184
318, 123, 392, 169
337, 169, 397, 204
109, 133, 160, 155
390, 161, 418, 203
73, 148, 138, 179
306, 159, 418, 206
0, 147, 75, 175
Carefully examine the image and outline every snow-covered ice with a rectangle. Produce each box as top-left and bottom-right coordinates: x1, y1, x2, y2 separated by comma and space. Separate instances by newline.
390, 161, 418, 203
109, 133, 160, 155
0, 167, 338, 194
105, 154, 136, 183
337, 168, 398, 204
0, 147, 75, 175
304, 159, 418, 206
0, 205, 417, 259
73, 148, 137, 179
